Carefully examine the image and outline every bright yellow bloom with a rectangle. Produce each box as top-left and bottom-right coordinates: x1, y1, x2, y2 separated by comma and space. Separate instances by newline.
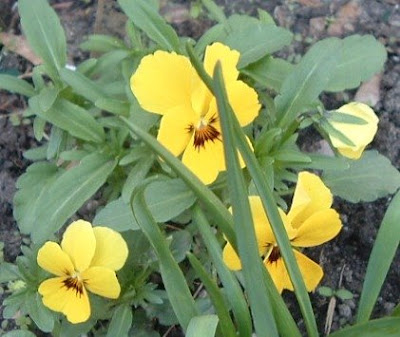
130, 42, 260, 184
37, 220, 128, 323
223, 172, 342, 293
328, 102, 379, 159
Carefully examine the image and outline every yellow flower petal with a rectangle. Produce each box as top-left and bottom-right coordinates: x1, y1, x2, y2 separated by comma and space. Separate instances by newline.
225, 80, 260, 126
90, 227, 128, 271
293, 250, 324, 292
291, 209, 342, 247
222, 243, 242, 270
157, 105, 197, 157
264, 256, 290, 294
288, 172, 333, 228
37, 242, 75, 276
81, 266, 121, 299
204, 42, 240, 83
249, 196, 276, 248
182, 133, 225, 184
337, 145, 366, 159
329, 102, 379, 159
61, 220, 96, 272
38, 276, 91, 324
131, 51, 193, 115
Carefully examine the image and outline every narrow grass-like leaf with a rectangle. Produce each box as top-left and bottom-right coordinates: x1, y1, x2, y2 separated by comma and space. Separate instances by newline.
120, 116, 236, 248
118, 0, 181, 52
357, 190, 400, 322
220, 75, 319, 337
275, 38, 341, 128
18, 0, 66, 75
193, 206, 253, 337
213, 63, 278, 337
329, 317, 400, 337
0, 74, 35, 97
132, 189, 198, 331
186, 315, 219, 337
31, 153, 117, 243
187, 253, 236, 337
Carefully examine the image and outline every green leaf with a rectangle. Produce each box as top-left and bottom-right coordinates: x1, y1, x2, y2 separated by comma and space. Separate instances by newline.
201, 0, 226, 23
118, 0, 181, 52
13, 162, 60, 234
26, 292, 55, 332
122, 157, 154, 203
18, 0, 67, 76
335, 289, 354, 301
213, 63, 279, 337
216, 68, 316, 337
327, 111, 369, 125
30, 96, 105, 143
37, 86, 59, 111
3, 331, 37, 337
192, 207, 253, 337
0, 74, 35, 97
325, 35, 387, 92
186, 315, 219, 337
23, 146, 48, 161
46, 126, 67, 160
80, 34, 127, 53
224, 23, 292, 68
187, 254, 236, 337
33, 116, 46, 141
317, 286, 334, 297
106, 304, 132, 337
93, 197, 139, 231
357, 190, 400, 322
95, 98, 130, 116
0, 262, 21, 283
242, 56, 293, 92
329, 318, 400, 337
31, 153, 117, 243
194, 24, 226, 55
294, 154, 349, 171
275, 38, 341, 128
60, 68, 107, 103
169, 230, 193, 263
145, 178, 197, 223
323, 151, 400, 202
132, 189, 198, 331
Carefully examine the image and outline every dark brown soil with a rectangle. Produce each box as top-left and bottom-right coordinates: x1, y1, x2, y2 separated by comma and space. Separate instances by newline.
1, 0, 399, 335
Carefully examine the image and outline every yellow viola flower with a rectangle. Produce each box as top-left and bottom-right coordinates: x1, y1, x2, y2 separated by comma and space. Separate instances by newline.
37, 220, 128, 324
223, 172, 342, 293
130, 42, 260, 184
328, 102, 379, 159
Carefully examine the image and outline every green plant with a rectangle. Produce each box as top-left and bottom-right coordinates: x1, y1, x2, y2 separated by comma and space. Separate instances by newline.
0, 0, 399, 336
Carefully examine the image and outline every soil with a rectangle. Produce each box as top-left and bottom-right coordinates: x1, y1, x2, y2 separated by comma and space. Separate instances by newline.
1, 0, 399, 336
